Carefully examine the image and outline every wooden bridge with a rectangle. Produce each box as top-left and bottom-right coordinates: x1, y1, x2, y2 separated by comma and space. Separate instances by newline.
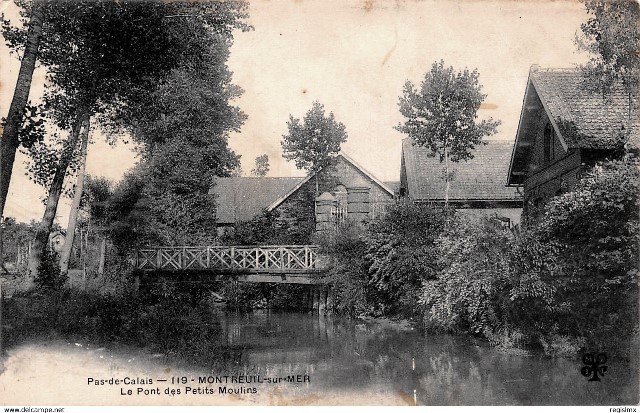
135, 245, 323, 284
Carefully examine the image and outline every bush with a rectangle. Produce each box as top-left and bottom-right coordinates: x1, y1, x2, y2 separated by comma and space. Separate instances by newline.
416, 157, 639, 359
515, 159, 639, 355
420, 216, 514, 338
316, 221, 371, 316
365, 204, 449, 317
34, 248, 67, 290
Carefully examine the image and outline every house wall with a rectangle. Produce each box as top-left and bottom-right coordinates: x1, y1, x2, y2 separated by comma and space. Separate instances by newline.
523, 112, 583, 204
276, 157, 395, 217
331, 157, 394, 206
273, 157, 395, 237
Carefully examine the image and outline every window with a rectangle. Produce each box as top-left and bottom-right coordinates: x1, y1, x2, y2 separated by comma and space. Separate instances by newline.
543, 123, 555, 164
332, 185, 348, 224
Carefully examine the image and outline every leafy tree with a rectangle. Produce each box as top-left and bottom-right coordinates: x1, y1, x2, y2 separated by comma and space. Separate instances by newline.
251, 154, 270, 177
82, 176, 112, 275
0, 217, 36, 273
101, 49, 246, 250
2, 0, 249, 279
281, 101, 347, 193
0, 0, 46, 219
396, 60, 500, 205
576, 0, 639, 103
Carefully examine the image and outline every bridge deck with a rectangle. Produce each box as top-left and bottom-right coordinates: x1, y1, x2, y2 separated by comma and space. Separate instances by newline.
135, 245, 323, 284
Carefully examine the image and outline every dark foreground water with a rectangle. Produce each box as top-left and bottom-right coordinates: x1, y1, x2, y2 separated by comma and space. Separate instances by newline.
211, 310, 638, 406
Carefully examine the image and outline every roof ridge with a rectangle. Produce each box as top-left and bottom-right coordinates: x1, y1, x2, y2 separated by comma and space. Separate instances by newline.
532, 67, 579, 73
215, 176, 305, 180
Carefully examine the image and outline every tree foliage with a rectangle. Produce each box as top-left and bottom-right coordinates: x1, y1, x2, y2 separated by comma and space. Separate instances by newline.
530, 159, 639, 350
96, 50, 246, 250
422, 217, 514, 336
2, 1, 249, 273
396, 61, 500, 203
281, 101, 347, 176
251, 154, 270, 177
417, 159, 639, 355
317, 222, 370, 316
365, 204, 449, 317
576, 0, 640, 100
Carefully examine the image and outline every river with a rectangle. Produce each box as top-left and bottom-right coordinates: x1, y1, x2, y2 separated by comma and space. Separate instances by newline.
0, 309, 637, 406
212, 310, 638, 405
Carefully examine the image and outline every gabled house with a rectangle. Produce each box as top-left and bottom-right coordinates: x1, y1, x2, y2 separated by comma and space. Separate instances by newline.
399, 138, 523, 225
210, 153, 396, 234
507, 65, 638, 208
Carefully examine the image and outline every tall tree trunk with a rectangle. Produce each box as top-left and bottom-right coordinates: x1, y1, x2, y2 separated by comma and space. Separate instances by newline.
444, 146, 450, 207
27, 116, 85, 283
0, 1, 45, 218
59, 115, 90, 274
0, 221, 6, 274
97, 235, 106, 276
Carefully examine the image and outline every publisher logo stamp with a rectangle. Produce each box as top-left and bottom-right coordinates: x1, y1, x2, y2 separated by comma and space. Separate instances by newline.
581, 352, 607, 381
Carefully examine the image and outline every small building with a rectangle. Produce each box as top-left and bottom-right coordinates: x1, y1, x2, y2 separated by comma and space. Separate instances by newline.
210, 153, 396, 235
210, 176, 304, 232
507, 66, 638, 208
399, 138, 523, 226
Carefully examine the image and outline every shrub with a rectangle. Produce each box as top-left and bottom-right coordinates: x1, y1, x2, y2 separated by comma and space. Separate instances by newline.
420, 216, 514, 337
316, 222, 371, 316
498, 158, 639, 356
365, 204, 449, 317
34, 248, 67, 290
518, 159, 639, 355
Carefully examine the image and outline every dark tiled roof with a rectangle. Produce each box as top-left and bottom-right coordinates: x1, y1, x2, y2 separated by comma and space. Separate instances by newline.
531, 68, 636, 149
209, 177, 304, 224
402, 138, 521, 202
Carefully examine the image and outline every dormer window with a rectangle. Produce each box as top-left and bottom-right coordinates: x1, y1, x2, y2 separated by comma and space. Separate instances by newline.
543, 123, 555, 164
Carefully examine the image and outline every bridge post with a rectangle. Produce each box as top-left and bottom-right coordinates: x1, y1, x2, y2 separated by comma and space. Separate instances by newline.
326, 286, 333, 313
318, 287, 326, 314
312, 287, 319, 312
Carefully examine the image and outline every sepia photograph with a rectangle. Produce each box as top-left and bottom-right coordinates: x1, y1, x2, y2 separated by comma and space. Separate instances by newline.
0, 0, 638, 409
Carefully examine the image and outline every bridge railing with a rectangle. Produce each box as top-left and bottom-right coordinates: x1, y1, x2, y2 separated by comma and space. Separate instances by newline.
135, 245, 319, 273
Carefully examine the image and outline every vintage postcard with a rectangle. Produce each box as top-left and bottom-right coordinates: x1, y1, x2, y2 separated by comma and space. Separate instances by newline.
0, 0, 638, 410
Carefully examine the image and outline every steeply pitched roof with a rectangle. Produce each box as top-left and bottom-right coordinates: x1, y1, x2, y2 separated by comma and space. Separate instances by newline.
266, 153, 395, 211
210, 152, 394, 224
402, 138, 521, 203
209, 177, 304, 224
530, 67, 634, 149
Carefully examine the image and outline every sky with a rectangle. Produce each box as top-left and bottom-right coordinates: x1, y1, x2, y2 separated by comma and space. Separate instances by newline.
0, 0, 590, 225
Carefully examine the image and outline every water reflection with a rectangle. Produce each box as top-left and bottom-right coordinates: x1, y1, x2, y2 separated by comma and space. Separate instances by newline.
210, 310, 637, 405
